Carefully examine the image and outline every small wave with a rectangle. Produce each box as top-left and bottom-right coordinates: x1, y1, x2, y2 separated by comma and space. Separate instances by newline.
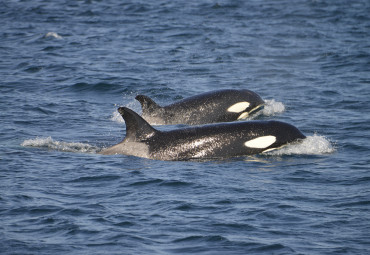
265, 134, 335, 156
44, 32, 63, 39
21, 137, 99, 153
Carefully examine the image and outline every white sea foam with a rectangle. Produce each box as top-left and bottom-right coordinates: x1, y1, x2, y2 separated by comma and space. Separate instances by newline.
262, 99, 286, 116
21, 137, 99, 153
246, 99, 285, 120
265, 134, 335, 156
44, 32, 63, 39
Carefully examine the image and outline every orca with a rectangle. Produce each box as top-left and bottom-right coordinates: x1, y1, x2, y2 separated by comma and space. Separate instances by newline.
99, 107, 306, 161
135, 89, 265, 125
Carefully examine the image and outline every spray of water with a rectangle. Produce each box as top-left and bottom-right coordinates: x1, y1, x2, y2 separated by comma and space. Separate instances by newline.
265, 134, 335, 156
262, 99, 285, 116
111, 110, 123, 123
110, 100, 140, 123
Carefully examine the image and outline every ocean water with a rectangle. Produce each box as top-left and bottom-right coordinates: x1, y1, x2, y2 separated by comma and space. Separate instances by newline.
1, 0, 370, 254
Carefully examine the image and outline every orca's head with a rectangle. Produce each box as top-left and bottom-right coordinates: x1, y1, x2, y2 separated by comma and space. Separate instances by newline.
243, 121, 306, 153
223, 89, 265, 120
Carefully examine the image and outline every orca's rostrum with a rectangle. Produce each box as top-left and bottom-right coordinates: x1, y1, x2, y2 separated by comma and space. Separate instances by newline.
100, 107, 306, 161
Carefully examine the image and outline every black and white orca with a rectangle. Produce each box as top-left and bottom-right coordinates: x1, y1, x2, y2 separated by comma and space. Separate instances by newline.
100, 107, 306, 161
135, 89, 264, 125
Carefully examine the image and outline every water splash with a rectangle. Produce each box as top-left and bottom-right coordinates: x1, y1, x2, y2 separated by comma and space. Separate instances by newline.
111, 110, 123, 123
261, 99, 285, 116
21, 137, 99, 153
265, 134, 335, 156
110, 99, 141, 123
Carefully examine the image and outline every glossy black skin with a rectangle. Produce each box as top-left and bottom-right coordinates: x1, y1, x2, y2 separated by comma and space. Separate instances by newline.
102, 107, 306, 161
135, 89, 265, 125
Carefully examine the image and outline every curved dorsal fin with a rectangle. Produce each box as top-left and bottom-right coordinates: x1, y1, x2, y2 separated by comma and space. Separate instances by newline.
135, 95, 162, 114
117, 107, 157, 142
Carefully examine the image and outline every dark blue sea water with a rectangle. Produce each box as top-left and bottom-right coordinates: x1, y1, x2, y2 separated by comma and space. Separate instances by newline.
1, 0, 370, 254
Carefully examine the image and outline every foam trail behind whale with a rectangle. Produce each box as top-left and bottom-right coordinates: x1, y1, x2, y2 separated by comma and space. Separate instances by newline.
21, 137, 99, 153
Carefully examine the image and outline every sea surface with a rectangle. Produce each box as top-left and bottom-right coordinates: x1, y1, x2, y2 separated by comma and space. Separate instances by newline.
1, 0, 370, 254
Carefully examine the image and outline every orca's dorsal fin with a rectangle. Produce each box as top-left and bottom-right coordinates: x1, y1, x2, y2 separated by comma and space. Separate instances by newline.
118, 107, 158, 142
135, 95, 162, 114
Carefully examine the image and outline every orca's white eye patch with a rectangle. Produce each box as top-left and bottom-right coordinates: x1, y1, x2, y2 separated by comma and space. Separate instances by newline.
227, 102, 250, 113
244, 135, 276, 149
